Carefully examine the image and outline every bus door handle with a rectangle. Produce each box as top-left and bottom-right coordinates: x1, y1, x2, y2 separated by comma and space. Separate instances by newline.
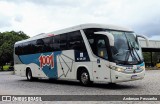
98, 65, 101, 68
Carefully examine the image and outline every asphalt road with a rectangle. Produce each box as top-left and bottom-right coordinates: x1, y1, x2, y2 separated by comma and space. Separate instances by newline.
0, 70, 160, 103
0, 70, 160, 95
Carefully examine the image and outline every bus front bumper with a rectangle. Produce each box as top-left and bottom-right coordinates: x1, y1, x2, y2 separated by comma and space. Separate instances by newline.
111, 69, 145, 83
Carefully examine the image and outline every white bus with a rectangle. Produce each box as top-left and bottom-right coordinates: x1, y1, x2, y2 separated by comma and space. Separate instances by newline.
14, 23, 148, 86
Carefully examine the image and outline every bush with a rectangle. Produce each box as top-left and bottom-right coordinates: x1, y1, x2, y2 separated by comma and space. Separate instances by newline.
2, 65, 10, 71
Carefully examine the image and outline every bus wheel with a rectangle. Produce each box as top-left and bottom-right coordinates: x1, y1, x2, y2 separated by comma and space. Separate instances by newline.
26, 69, 33, 81
80, 70, 92, 86
108, 83, 116, 86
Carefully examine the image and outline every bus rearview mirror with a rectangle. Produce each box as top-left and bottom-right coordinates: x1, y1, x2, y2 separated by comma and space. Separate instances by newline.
136, 35, 149, 47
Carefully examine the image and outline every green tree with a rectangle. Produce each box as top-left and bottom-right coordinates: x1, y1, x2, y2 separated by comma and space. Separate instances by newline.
152, 52, 160, 64
143, 52, 160, 66
0, 31, 29, 70
143, 52, 151, 63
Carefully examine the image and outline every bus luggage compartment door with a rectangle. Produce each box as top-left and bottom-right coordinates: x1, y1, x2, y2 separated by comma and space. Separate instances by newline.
92, 59, 110, 82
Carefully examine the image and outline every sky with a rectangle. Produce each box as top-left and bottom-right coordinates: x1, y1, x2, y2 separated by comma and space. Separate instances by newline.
0, 0, 160, 40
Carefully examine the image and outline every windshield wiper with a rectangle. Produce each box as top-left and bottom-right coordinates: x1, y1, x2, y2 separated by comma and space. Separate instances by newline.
127, 41, 142, 63
124, 34, 141, 64
126, 47, 138, 62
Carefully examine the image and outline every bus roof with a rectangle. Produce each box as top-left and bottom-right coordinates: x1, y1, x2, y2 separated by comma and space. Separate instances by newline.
15, 23, 133, 44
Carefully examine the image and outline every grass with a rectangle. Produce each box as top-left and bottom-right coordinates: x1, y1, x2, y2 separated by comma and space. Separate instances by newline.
3, 65, 10, 71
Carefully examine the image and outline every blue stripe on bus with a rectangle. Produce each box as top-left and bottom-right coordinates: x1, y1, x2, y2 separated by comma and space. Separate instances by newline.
117, 62, 144, 67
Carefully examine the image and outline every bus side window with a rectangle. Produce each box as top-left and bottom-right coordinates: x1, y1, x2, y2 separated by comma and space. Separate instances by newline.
68, 31, 87, 52
43, 37, 53, 52
15, 44, 23, 55
60, 34, 68, 50
52, 35, 60, 51
97, 39, 108, 60
88, 38, 96, 54
30, 40, 37, 54
23, 42, 30, 55
36, 39, 44, 53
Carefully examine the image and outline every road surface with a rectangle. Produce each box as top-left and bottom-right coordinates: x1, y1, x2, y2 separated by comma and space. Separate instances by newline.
0, 70, 160, 103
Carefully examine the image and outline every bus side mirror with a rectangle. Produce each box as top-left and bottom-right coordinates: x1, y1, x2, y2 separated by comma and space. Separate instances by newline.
94, 32, 114, 46
136, 35, 149, 47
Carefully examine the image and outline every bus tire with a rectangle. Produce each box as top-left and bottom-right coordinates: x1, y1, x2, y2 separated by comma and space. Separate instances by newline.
80, 70, 92, 86
26, 69, 34, 81
108, 83, 117, 86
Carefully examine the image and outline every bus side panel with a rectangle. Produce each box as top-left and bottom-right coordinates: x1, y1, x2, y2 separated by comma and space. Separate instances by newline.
16, 51, 62, 78
26, 63, 47, 78
57, 50, 92, 80
92, 59, 110, 82
14, 54, 26, 77
14, 64, 26, 76
57, 50, 75, 79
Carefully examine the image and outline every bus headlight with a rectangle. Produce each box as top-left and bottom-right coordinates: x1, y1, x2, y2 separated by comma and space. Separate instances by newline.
139, 66, 145, 70
110, 66, 125, 72
116, 67, 125, 72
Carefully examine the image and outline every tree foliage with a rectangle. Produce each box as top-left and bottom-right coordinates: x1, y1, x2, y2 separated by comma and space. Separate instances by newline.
0, 31, 29, 68
152, 52, 160, 63
143, 52, 151, 63
143, 52, 160, 66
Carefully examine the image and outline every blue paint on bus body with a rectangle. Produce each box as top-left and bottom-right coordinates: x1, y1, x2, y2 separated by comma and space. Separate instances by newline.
19, 51, 62, 78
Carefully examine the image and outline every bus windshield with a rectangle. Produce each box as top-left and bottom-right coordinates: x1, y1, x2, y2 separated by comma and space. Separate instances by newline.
111, 31, 143, 65
83, 28, 143, 65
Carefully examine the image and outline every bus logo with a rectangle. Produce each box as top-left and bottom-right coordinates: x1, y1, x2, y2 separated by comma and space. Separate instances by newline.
39, 53, 54, 69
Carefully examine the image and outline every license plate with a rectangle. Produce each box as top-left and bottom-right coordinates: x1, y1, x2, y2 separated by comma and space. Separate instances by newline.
131, 75, 138, 79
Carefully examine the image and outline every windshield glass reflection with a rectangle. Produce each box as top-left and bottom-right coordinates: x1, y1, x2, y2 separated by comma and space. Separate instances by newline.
111, 31, 143, 65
